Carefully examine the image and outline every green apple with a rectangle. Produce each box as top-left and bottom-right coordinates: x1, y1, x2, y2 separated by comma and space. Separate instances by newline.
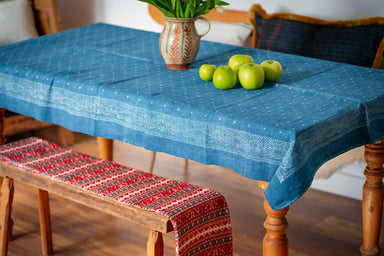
232, 64, 241, 83
199, 64, 216, 81
260, 59, 282, 82
213, 65, 237, 90
238, 63, 265, 90
228, 54, 254, 70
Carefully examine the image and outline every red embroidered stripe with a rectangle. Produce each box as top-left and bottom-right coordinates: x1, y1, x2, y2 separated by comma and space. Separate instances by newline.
0, 137, 233, 256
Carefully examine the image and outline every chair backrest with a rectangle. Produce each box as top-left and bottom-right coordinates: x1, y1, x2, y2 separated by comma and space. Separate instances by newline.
248, 4, 384, 69
32, 0, 63, 35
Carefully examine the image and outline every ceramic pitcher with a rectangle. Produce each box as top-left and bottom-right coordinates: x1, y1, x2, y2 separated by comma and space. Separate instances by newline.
159, 16, 210, 70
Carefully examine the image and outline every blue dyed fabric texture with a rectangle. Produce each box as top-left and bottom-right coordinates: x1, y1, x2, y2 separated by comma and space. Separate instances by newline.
0, 23, 383, 210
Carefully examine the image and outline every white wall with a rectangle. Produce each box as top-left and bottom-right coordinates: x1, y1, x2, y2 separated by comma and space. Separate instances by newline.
58, 0, 384, 31
58, 0, 162, 32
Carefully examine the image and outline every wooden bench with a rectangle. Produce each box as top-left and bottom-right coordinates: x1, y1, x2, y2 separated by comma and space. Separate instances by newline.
0, 137, 233, 256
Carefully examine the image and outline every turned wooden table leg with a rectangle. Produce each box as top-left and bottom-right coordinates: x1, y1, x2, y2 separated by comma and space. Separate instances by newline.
57, 127, 74, 146
0, 108, 6, 146
259, 181, 289, 256
97, 137, 113, 161
360, 139, 384, 256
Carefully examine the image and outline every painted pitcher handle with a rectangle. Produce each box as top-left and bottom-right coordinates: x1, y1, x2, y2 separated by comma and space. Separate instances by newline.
196, 16, 211, 38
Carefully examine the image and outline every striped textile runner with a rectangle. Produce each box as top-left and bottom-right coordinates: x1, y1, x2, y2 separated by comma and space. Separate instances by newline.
0, 137, 233, 256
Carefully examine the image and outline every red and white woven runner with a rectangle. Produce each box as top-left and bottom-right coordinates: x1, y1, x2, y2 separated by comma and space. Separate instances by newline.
0, 137, 233, 256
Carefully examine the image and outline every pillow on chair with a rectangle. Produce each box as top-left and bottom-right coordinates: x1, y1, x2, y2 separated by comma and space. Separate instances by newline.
195, 20, 253, 46
0, 0, 38, 46
249, 4, 384, 68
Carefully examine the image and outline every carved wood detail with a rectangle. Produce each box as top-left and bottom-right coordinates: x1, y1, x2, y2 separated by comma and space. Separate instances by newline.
259, 181, 289, 256
360, 139, 384, 256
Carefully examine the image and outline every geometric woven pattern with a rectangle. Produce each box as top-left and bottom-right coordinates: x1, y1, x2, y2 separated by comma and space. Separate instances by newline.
250, 4, 384, 68
0, 137, 233, 256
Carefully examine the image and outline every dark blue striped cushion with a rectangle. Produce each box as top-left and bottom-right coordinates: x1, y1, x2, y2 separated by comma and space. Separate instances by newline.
250, 4, 384, 67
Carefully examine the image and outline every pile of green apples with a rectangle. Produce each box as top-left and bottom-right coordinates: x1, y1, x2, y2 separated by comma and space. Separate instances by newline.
199, 54, 282, 90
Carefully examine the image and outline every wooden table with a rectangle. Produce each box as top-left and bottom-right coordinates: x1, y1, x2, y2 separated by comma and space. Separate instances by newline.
0, 23, 383, 255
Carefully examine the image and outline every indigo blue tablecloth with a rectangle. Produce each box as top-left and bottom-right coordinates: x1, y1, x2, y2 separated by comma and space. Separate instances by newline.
1, 23, 383, 210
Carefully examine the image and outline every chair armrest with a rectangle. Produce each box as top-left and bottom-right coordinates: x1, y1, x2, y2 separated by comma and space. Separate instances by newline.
33, 0, 63, 34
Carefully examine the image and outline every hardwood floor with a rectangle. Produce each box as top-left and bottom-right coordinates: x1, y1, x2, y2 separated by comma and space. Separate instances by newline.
4, 130, 384, 255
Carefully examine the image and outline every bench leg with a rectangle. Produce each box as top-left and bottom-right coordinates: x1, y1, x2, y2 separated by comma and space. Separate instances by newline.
147, 230, 163, 256
38, 189, 53, 256
0, 177, 14, 256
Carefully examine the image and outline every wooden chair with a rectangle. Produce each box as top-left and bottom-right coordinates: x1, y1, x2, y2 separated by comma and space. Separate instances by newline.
248, 4, 384, 69
2, 0, 74, 146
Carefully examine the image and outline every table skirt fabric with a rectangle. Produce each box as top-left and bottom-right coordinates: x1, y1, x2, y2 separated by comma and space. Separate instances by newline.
0, 137, 233, 256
